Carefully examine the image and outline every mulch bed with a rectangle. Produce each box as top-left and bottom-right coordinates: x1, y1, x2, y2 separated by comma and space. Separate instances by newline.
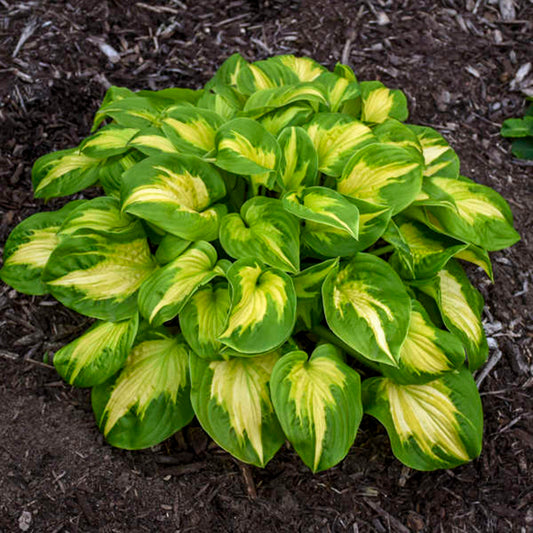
1, 1, 532, 531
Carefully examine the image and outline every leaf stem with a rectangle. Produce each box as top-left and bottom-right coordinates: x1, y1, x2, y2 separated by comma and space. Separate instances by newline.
311, 325, 381, 373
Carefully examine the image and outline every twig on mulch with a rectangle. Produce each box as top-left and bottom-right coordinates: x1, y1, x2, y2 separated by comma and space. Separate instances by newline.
239, 463, 257, 500
363, 498, 410, 533
476, 338, 503, 388
135, 2, 185, 15
12, 16, 39, 58
0, 350, 54, 370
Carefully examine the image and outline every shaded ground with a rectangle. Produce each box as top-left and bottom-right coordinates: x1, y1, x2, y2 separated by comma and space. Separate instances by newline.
0, 1, 532, 531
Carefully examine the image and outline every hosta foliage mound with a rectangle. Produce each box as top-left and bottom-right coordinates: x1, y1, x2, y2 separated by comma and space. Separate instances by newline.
1, 54, 520, 472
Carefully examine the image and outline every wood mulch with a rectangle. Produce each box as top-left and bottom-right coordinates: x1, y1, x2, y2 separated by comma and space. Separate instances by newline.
0, 1, 532, 531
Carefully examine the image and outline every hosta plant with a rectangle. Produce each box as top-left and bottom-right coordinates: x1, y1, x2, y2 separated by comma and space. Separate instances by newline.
1, 54, 520, 472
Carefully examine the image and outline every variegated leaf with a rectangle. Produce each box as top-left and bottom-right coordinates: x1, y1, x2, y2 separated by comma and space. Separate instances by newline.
322, 254, 411, 366
58, 196, 143, 238
80, 125, 139, 159
214, 118, 281, 177
338, 143, 423, 215
275, 55, 326, 82
333, 63, 357, 82
384, 217, 467, 279
454, 244, 493, 280
161, 106, 224, 156
136, 87, 202, 105
360, 81, 408, 123
190, 350, 284, 466
381, 299, 465, 383
305, 113, 376, 177
277, 126, 319, 191
283, 186, 359, 239
128, 127, 179, 156
363, 367, 483, 470
196, 89, 241, 121
302, 199, 391, 258
259, 103, 314, 136
414, 260, 488, 370
220, 197, 300, 273
92, 333, 194, 449
0, 201, 84, 295
270, 344, 363, 472
372, 119, 424, 161
54, 314, 139, 388
236, 59, 299, 95
243, 83, 327, 117
92, 86, 135, 131
302, 221, 357, 259
316, 71, 360, 113
218, 259, 297, 354
155, 234, 191, 265
411, 176, 458, 210
180, 282, 231, 359
98, 151, 143, 198
353, 198, 393, 250
32, 148, 102, 200
92, 94, 169, 129
138, 241, 223, 326
293, 259, 339, 330
205, 53, 249, 90
408, 125, 460, 178
121, 153, 226, 241
43, 226, 156, 321
421, 176, 520, 251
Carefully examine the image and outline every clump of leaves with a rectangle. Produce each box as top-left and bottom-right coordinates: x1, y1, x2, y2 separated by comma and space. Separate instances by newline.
1, 54, 520, 472
501, 97, 533, 159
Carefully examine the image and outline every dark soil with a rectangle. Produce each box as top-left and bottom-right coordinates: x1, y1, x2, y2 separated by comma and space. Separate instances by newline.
1, 1, 532, 532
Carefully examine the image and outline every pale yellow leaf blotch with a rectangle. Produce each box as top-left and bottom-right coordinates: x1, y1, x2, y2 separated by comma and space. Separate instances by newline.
302, 192, 355, 235
279, 56, 324, 81
209, 352, 279, 463
221, 265, 287, 338
333, 272, 395, 363
328, 77, 350, 111
400, 310, 453, 375
384, 378, 469, 462
163, 117, 216, 151
35, 152, 98, 193
48, 238, 156, 302
5, 227, 59, 268
64, 321, 131, 383
123, 165, 210, 213
193, 287, 231, 344
398, 222, 446, 259
129, 134, 178, 153
307, 121, 373, 172
281, 127, 304, 187
432, 178, 506, 224
419, 141, 449, 167
148, 247, 216, 322
437, 268, 482, 344
219, 130, 277, 170
338, 158, 419, 204
249, 64, 276, 90
83, 128, 138, 151
287, 357, 346, 471
59, 208, 135, 236
362, 88, 394, 123
103, 338, 188, 435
